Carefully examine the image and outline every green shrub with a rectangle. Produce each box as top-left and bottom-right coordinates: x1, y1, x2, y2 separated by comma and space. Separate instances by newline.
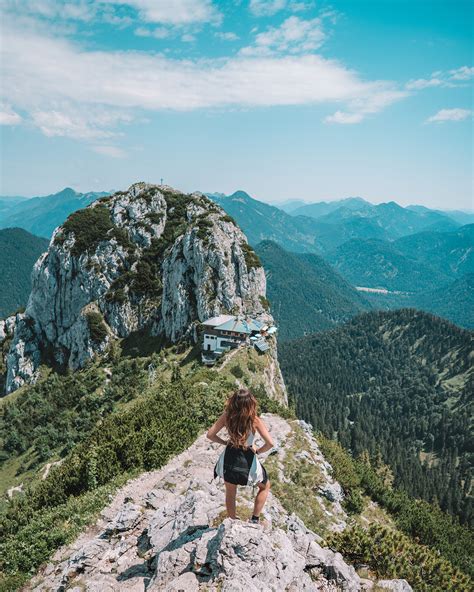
259, 295, 271, 311
230, 365, 244, 378
85, 312, 108, 344
0, 374, 228, 584
240, 242, 261, 269
60, 205, 114, 256
327, 523, 472, 592
318, 434, 474, 577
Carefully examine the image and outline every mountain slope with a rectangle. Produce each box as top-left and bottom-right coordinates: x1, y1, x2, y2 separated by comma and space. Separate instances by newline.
0, 188, 109, 238
207, 190, 322, 253
0, 229, 49, 318
255, 240, 371, 340
326, 238, 452, 292
279, 309, 474, 525
394, 224, 474, 278
362, 274, 474, 330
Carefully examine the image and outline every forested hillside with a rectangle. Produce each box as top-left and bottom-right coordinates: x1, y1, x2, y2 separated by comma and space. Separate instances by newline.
279, 309, 473, 525
254, 240, 370, 339
0, 229, 49, 318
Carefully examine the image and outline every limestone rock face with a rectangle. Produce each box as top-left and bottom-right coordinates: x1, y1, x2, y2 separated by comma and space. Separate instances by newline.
2, 183, 277, 393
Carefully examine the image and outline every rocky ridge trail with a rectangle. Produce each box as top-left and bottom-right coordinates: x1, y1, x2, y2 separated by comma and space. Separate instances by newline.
27, 415, 411, 592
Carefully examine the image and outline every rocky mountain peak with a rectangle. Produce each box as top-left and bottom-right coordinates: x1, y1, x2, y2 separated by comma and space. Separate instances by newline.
1, 183, 275, 394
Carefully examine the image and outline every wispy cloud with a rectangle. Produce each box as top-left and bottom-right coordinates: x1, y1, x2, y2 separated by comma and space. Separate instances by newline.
427, 108, 472, 123
3, 0, 221, 29
0, 105, 22, 125
0, 10, 408, 137
324, 111, 364, 124
406, 65, 474, 90
104, 0, 222, 25
240, 16, 326, 56
134, 26, 171, 39
249, 0, 311, 17
30, 106, 134, 139
92, 145, 127, 158
449, 66, 474, 81
216, 31, 239, 41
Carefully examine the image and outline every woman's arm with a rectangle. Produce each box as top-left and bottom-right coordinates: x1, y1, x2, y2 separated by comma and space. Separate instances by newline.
206, 412, 228, 446
254, 416, 274, 455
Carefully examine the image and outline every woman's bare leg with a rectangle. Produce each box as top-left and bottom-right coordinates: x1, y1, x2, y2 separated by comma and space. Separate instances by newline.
224, 482, 238, 518
253, 480, 270, 517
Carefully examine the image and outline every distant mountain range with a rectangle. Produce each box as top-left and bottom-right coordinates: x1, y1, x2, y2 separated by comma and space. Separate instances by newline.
0, 188, 109, 238
208, 190, 472, 254
0, 228, 49, 318
254, 240, 370, 340
1, 186, 472, 330
207, 190, 322, 253
326, 225, 473, 291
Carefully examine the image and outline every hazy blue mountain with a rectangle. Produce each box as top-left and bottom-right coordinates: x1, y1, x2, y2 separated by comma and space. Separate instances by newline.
408, 205, 474, 226
290, 196, 370, 218
254, 240, 371, 340
271, 199, 310, 213
0, 196, 28, 215
326, 238, 452, 292
0, 228, 49, 318
315, 201, 459, 239
0, 188, 109, 238
413, 274, 474, 329
394, 224, 474, 278
207, 190, 323, 253
326, 225, 474, 329
310, 215, 391, 251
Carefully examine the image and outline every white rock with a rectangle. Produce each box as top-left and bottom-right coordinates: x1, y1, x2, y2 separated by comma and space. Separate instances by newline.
376, 579, 413, 592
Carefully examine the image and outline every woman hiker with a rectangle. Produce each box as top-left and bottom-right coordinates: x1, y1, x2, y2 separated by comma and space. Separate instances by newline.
207, 387, 274, 523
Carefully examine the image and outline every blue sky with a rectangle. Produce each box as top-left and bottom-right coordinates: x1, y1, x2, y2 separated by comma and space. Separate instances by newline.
0, 0, 472, 209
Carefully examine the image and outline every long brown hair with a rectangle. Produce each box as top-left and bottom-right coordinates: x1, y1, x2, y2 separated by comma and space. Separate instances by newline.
225, 388, 257, 448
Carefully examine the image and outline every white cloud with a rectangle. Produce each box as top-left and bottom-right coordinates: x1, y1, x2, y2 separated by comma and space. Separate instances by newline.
449, 66, 474, 81
3, 0, 221, 27
0, 18, 407, 138
249, 0, 310, 16
0, 105, 22, 125
406, 78, 443, 90
134, 26, 171, 39
92, 145, 127, 158
216, 31, 239, 41
427, 108, 472, 123
102, 0, 221, 25
324, 111, 364, 124
181, 33, 196, 42
405, 65, 474, 91
240, 16, 326, 56
30, 107, 133, 139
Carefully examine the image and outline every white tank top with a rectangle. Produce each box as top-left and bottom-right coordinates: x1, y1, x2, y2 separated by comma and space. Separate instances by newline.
246, 430, 256, 446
